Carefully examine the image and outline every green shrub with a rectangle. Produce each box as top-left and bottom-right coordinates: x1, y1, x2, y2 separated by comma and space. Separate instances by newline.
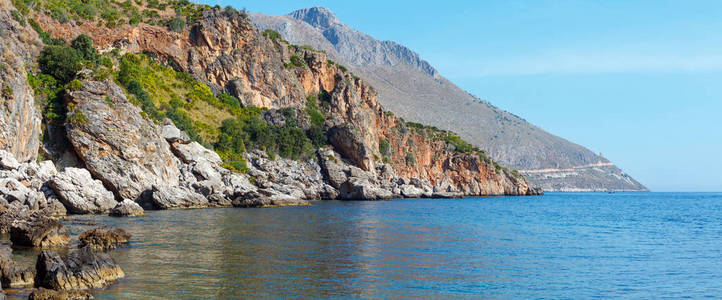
10, 10, 26, 25
11, 0, 29, 15
167, 17, 185, 32
50, 6, 69, 23
66, 79, 83, 91
406, 152, 416, 166
288, 54, 307, 68
306, 125, 326, 148
378, 138, 390, 156
29, 18, 66, 45
67, 109, 88, 125
2, 87, 13, 98
125, 80, 163, 121
305, 95, 324, 127
71, 34, 99, 64
218, 93, 240, 108
38, 45, 83, 84
262, 29, 282, 41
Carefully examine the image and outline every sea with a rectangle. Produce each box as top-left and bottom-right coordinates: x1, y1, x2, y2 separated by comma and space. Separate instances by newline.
7, 192, 722, 299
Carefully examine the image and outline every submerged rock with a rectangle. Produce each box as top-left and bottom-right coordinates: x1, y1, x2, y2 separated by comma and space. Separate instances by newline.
0, 244, 34, 288
35, 246, 124, 291
49, 168, 117, 214
109, 199, 144, 217
9, 216, 69, 248
78, 227, 131, 251
28, 288, 94, 300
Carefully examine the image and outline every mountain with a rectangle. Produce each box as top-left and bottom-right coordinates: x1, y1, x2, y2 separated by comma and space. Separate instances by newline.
0, 0, 539, 225
250, 7, 647, 192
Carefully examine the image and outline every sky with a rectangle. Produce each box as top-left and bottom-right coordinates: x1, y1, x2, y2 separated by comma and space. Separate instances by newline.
205, 0, 722, 192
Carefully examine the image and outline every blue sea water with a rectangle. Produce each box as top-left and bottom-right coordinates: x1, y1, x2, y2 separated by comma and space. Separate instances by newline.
10, 192, 722, 298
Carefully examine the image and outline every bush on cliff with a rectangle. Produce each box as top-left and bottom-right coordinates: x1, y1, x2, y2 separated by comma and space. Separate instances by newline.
167, 17, 186, 32
38, 45, 83, 84
71, 34, 99, 64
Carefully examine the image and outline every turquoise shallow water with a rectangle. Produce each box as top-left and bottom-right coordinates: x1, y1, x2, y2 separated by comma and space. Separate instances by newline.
9, 192, 722, 298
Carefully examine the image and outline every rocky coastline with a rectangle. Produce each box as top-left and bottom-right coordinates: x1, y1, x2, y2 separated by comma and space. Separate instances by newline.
0, 0, 541, 297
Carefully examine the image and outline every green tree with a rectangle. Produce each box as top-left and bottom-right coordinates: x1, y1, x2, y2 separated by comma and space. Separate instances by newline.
38, 45, 83, 84
71, 34, 99, 64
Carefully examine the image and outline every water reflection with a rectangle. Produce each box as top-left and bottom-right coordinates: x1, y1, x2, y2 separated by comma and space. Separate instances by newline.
8, 193, 721, 298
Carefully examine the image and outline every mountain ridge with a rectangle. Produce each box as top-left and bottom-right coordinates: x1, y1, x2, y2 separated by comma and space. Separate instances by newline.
251, 7, 648, 192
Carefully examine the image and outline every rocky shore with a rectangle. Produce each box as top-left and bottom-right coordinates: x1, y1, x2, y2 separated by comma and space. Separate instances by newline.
1, 0, 542, 297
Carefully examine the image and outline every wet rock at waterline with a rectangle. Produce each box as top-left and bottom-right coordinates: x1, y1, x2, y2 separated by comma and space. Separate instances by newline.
49, 168, 117, 214
35, 246, 124, 291
78, 227, 131, 251
28, 288, 95, 300
109, 200, 144, 217
9, 217, 69, 248
0, 244, 35, 288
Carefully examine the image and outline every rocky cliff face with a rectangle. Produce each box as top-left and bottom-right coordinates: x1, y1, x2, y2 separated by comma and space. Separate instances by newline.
0, 0, 42, 162
28, 6, 537, 196
65, 81, 181, 200
251, 7, 648, 192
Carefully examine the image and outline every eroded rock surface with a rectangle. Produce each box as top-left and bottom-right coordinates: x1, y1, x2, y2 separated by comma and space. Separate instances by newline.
49, 168, 116, 214
109, 199, 144, 217
78, 227, 131, 251
64, 80, 180, 201
28, 288, 94, 300
9, 216, 69, 248
0, 0, 43, 163
35, 246, 124, 291
0, 244, 34, 288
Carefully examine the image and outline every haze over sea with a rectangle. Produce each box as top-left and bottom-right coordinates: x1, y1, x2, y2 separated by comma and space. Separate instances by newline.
9, 192, 720, 298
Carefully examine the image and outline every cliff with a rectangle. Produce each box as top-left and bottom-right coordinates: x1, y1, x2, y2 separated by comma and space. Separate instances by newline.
251, 7, 648, 192
22, 2, 538, 197
0, 0, 541, 234
0, 0, 42, 162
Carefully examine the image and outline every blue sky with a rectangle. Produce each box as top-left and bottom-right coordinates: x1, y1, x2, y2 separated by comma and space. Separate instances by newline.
208, 0, 722, 192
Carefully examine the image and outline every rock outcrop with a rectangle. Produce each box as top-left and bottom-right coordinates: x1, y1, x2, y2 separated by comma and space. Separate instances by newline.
35, 246, 124, 291
78, 227, 131, 251
9, 216, 69, 248
251, 8, 647, 192
0, 0, 43, 163
49, 168, 117, 214
109, 199, 144, 217
26, 5, 541, 201
64, 80, 181, 201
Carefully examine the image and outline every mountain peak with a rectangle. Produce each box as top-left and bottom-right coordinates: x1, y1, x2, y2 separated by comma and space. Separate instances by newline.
287, 7, 340, 29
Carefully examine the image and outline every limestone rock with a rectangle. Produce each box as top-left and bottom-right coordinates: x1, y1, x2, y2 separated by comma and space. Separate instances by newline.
0, 150, 19, 170
0, 2, 43, 163
9, 216, 69, 248
338, 177, 392, 200
161, 121, 190, 143
146, 185, 209, 210
171, 141, 223, 166
49, 168, 117, 214
64, 80, 180, 200
109, 199, 144, 217
35, 246, 124, 291
79, 227, 131, 251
